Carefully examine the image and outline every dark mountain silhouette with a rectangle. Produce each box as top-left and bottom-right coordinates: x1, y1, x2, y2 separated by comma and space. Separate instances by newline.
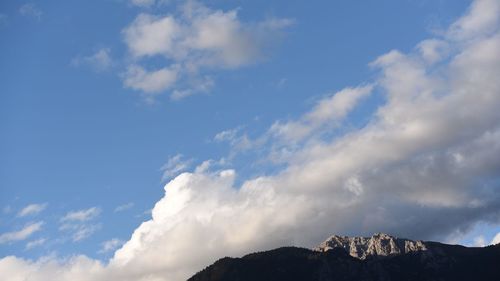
188, 234, 500, 281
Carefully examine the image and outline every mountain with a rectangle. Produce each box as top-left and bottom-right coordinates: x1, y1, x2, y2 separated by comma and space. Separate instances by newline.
188, 233, 500, 281
314, 233, 428, 259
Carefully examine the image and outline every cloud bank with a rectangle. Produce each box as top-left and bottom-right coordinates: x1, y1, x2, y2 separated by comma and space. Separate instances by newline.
1, 0, 500, 280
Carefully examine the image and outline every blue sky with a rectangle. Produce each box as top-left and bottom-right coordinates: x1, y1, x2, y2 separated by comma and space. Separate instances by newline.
1, 0, 500, 280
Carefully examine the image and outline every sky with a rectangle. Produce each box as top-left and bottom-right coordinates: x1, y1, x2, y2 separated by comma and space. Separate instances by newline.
1, 0, 500, 280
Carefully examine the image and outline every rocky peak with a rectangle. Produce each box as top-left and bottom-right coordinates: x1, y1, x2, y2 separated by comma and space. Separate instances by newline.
314, 233, 428, 259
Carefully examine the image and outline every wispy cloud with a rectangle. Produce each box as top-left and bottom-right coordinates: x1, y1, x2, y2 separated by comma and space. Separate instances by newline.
213, 127, 255, 157
71, 225, 101, 242
60, 207, 101, 242
59, 222, 101, 242
0, 14, 7, 26
214, 128, 240, 143
160, 154, 193, 181
276, 78, 287, 89
114, 202, 134, 213
61, 207, 101, 222
25, 238, 47, 250
269, 85, 373, 143
71, 48, 113, 72
0, 221, 44, 244
19, 3, 42, 21
17, 203, 48, 217
99, 238, 125, 254
130, 0, 156, 8
2, 205, 12, 214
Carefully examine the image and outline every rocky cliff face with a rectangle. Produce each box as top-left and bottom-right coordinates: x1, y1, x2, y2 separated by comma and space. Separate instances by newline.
314, 233, 428, 259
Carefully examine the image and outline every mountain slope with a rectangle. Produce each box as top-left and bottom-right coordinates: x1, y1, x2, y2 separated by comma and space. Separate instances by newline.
188, 234, 500, 281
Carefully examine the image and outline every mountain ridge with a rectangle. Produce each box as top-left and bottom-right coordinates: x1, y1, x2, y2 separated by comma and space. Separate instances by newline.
188, 233, 500, 281
314, 233, 428, 259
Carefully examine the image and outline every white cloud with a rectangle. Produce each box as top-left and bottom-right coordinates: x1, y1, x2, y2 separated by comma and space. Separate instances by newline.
170, 75, 214, 100
25, 238, 46, 250
213, 127, 255, 157
123, 14, 180, 58
122, 1, 292, 100
60, 208, 101, 242
72, 225, 100, 242
270, 85, 373, 142
473, 235, 487, 247
160, 154, 193, 181
492, 233, 500, 244
110, 2, 500, 279
1, 1, 500, 280
61, 207, 101, 222
417, 39, 449, 64
17, 203, 48, 217
99, 239, 125, 254
72, 48, 113, 72
448, 0, 500, 40
0, 256, 107, 281
131, 0, 156, 7
0, 222, 44, 244
114, 203, 134, 213
276, 78, 287, 89
19, 3, 42, 21
123, 64, 178, 95
214, 128, 240, 143
59, 223, 101, 242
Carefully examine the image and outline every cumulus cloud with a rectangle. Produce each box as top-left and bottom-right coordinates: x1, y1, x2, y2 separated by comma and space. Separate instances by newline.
17, 203, 47, 217
1, 1, 500, 280
122, 0, 292, 100
0, 256, 108, 281
111, 6, 500, 273
417, 39, 450, 64
447, 0, 500, 40
0, 222, 43, 244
